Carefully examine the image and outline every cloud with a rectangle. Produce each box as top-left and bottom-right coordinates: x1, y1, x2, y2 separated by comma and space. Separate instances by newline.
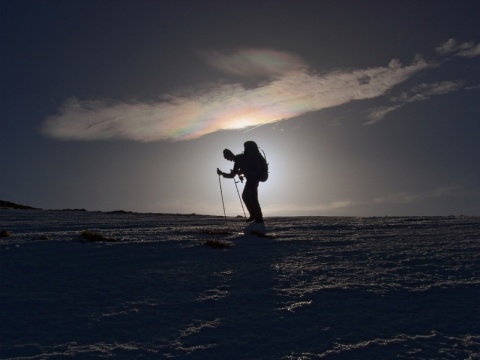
364, 105, 404, 125
364, 80, 464, 125
363, 38, 479, 125
42, 49, 432, 142
465, 83, 480, 91
393, 81, 465, 102
265, 200, 354, 215
374, 192, 418, 205
436, 38, 480, 58
374, 186, 461, 204
198, 48, 307, 78
436, 38, 459, 54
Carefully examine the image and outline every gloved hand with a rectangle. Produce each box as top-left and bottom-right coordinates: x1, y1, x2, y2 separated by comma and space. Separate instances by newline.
217, 168, 223, 176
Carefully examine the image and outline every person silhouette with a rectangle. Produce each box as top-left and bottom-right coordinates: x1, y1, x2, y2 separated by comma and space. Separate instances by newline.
217, 141, 264, 224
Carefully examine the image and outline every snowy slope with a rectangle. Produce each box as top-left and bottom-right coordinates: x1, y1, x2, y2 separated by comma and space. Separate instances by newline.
1, 209, 479, 359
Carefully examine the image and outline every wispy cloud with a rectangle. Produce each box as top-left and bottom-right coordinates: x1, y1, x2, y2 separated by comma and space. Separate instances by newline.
265, 199, 354, 215
198, 48, 307, 78
465, 83, 480, 91
364, 80, 464, 125
374, 186, 461, 204
392, 81, 465, 102
363, 38, 479, 125
436, 38, 480, 58
42, 49, 431, 142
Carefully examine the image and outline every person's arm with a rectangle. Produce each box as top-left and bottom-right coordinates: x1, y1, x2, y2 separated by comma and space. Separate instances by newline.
217, 161, 241, 178
217, 168, 236, 178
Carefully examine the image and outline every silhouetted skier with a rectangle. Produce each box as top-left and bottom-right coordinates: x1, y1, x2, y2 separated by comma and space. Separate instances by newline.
217, 141, 267, 224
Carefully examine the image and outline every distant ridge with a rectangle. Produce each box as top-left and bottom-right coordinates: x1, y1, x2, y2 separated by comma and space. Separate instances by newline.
0, 200, 38, 210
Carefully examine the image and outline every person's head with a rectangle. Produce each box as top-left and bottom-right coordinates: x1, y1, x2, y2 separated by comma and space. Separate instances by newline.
223, 149, 235, 161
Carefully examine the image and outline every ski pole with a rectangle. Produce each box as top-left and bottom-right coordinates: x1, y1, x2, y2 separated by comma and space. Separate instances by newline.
234, 177, 247, 219
218, 174, 227, 223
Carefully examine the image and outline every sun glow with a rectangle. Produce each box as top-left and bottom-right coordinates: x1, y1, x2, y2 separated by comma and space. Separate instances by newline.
42, 49, 432, 142
228, 116, 255, 129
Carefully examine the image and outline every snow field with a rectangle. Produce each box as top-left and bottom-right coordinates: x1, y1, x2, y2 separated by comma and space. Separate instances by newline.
1, 210, 479, 359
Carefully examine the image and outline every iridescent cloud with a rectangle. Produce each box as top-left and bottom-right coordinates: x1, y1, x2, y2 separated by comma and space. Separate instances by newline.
42, 49, 431, 142
198, 48, 307, 78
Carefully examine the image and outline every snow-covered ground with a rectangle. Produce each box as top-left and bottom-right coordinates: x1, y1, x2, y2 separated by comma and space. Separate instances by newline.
1, 209, 479, 359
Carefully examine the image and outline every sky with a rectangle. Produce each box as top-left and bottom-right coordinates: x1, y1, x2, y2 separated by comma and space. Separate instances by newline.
1, 0, 479, 217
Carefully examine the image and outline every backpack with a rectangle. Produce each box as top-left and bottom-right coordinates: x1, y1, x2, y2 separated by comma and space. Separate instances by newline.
243, 141, 269, 182
258, 148, 269, 182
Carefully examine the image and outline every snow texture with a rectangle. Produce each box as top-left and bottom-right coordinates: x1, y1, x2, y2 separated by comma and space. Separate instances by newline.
1, 209, 479, 359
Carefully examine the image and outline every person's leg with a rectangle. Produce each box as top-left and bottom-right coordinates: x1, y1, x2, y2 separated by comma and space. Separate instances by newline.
242, 181, 255, 221
243, 179, 263, 223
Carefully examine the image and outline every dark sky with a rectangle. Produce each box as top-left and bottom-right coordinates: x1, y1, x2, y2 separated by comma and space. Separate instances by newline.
1, 0, 479, 216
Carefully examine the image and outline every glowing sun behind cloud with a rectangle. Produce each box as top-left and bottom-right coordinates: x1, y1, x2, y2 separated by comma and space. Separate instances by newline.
42, 49, 431, 142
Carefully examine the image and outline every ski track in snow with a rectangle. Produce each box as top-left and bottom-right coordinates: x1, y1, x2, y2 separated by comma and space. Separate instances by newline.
1, 209, 479, 359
